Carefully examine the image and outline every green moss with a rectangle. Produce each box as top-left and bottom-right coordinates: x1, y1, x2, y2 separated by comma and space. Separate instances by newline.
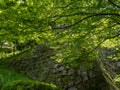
1, 80, 62, 90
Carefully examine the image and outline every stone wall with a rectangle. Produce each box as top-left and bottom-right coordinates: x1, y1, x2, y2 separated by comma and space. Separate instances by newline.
98, 47, 120, 75
9, 44, 119, 90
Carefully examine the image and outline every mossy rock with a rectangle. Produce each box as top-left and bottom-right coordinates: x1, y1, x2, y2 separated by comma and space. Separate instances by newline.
1, 80, 62, 90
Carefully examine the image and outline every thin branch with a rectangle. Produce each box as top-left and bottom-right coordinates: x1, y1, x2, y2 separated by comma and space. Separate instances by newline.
108, 0, 120, 8
106, 33, 120, 39
110, 17, 120, 24
49, 12, 94, 18
49, 11, 120, 18
89, 33, 120, 54
88, 39, 106, 55
52, 13, 120, 29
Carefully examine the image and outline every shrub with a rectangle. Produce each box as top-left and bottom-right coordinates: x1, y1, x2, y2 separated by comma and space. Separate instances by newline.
1, 80, 62, 90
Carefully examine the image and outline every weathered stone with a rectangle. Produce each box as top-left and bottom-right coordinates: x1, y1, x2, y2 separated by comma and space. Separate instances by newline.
70, 76, 75, 80
67, 81, 74, 87
82, 71, 88, 81
8, 44, 119, 90
116, 62, 120, 67
61, 70, 67, 76
68, 87, 77, 90
67, 69, 74, 75
53, 63, 61, 68
74, 79, 81, 85
59, 66, 64, 71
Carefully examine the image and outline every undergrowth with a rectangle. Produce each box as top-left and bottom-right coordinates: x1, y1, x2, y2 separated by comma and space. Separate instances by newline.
1, 80, 61, 90
0, 68, 30, 86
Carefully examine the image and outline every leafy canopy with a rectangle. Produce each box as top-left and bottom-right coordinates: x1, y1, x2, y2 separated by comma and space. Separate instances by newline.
0, 0, 120, 67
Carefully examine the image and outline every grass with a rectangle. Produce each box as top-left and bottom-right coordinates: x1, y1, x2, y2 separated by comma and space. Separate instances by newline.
0, 49, 32, 86
0, 68, 30, 85
0, 68, 62, 90
0, 48, 34, 87
0, 48, 47, 88
0, 47, 63, 90
1, 80, 62, 90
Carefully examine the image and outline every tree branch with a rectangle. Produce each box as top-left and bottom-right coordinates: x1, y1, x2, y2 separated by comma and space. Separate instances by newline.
49, 11, 120, 18
52, 13, 120, 29
108, 0, 120, 8
49, 12, 94, 18
88, 33, 120, 56
106, 33, 120, 39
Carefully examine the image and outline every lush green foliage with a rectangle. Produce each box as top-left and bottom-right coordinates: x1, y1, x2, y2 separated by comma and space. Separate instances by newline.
0, 0, 120, 66
0, 67, 61, 90
49, 0, 120, 66
0, 68, 30, 85
0, 1, 120, 89
1, 80, 61, 90
114, 75, 120, 88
